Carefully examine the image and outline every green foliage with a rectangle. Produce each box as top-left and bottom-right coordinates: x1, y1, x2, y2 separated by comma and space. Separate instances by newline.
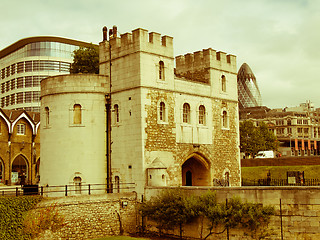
140, 188, 195, 238
71, 44, 99, 74
23, 203, 65, 238
0, 196, 42, 240
196, 195, 275, 239
240, 120, 278, 157
141, 189, 275, 240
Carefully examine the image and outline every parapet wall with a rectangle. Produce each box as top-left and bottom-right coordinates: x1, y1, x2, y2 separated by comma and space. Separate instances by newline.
100, 28, 174, 63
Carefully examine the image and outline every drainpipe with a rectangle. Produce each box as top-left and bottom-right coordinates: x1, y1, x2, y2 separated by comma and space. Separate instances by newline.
104, 26, 114, 193
106, 97, 112, 193
30, 134, 36, 185
8, 133, 11, 185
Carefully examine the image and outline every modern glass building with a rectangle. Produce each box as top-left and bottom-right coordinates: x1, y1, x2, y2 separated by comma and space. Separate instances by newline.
237, 63, 262, 109
0, 37, 95, 112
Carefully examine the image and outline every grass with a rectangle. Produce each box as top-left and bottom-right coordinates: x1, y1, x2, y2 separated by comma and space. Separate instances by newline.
93, 236, 150, 240
241, 165, 320, 180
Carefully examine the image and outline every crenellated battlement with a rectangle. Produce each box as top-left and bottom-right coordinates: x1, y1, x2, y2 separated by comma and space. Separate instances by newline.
175, 48, 237, 84
100, 28, 174, 63
176, 48, 236, 72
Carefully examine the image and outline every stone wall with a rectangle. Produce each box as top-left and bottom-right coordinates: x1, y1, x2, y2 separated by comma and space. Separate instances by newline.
33, 193, 137, 240
144, 186, 320, 240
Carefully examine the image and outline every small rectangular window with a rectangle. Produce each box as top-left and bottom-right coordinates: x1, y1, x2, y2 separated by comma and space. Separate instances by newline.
11, 64, 16, 75
10, 94, 15, 105
17, 78, 24, 88
25, 61, 32, 72
25, 77, 32, 88
10, 79, 16, 90
17, 124, 26, 135
17, 62, 24, 73
25, 92, 32, 103
17, 92, 24, 104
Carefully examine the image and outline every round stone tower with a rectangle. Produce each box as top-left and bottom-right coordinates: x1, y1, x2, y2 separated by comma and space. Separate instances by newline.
40, 74, 109, 195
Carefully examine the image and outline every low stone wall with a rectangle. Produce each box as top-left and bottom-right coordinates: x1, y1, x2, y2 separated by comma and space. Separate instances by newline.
144, 186, 320, 240
33, 192, 137, 240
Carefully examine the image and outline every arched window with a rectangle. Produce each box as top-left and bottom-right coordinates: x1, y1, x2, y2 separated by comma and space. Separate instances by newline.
73, 104, 81, 124
159, 61, 165, 80
183, 103, 190, 124
199, 105, 205, 125
45, 107, 49, 127
221, 75, 226, 92
159, 102, 165, 122
114, 104, 119, 123
222, 110, 228, 128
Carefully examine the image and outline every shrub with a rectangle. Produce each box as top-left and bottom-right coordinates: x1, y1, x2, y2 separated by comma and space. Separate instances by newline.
0, 196, 42, 240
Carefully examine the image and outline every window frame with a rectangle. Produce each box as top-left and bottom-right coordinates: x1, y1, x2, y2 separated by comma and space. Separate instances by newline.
182, 103, 191, 124
222, 110, 229, 129
114, 104, 120, 124
221, 75, 226, 92
198, 105, 206, 125
17, 123, 26, 135
159, 61, 165, 80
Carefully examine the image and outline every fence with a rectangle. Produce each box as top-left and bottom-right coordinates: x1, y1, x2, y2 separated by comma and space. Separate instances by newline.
0, 182, 136, 197
242, 178, 320, 186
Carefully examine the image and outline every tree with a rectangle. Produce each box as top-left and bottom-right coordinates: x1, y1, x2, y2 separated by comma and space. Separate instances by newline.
70, 44, 99, 74
193, 192, 275, 240
140, 190, 276, 240
240, 120, 278, 157
140, 188, 195, 239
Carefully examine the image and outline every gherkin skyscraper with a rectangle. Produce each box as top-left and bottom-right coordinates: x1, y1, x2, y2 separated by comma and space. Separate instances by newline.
237, 63, 262, 109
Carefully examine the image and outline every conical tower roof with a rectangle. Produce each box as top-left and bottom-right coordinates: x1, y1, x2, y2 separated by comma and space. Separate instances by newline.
237, 63, 256, 80
237, 62, 262, 108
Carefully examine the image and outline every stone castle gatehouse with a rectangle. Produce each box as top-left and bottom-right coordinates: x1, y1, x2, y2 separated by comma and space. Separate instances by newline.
40, 27, 241, 196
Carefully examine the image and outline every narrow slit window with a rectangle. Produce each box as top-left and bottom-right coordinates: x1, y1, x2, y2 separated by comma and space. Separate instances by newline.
159, 61, 165, 80
221, 75, 226, 92
222, 110, 228, 128
159, 102, 165, 121
114, 104, 119, 123
45, 107, 50, 126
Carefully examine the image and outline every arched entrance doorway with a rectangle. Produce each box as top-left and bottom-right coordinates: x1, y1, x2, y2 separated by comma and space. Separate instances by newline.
182, 154, 210, 186
12, 155, 28, 185
73, 176, 82, 194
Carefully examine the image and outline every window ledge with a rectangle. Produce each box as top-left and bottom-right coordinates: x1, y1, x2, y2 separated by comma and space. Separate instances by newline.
69, 124, 85, 127
157, 121, 168, 125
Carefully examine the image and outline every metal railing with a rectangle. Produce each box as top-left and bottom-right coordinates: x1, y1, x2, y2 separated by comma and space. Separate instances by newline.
0, 182, 136, 197
242, 178, 320, 186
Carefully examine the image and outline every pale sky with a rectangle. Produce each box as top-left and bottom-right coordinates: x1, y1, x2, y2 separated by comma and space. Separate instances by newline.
1, 0, 319, 109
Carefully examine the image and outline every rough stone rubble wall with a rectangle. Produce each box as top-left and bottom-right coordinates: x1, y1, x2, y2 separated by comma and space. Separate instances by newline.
33, 193, 137, 240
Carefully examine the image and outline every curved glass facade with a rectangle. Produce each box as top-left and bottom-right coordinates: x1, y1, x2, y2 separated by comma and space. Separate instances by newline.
0, 38, 95, 112
237, 63, 262, 109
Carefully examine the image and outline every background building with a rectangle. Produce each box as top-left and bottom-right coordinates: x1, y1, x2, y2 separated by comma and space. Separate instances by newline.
0, 109, 40, 185
237, 63, 262, 109
0, 37, 95, 112
240, 101, 320, 157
